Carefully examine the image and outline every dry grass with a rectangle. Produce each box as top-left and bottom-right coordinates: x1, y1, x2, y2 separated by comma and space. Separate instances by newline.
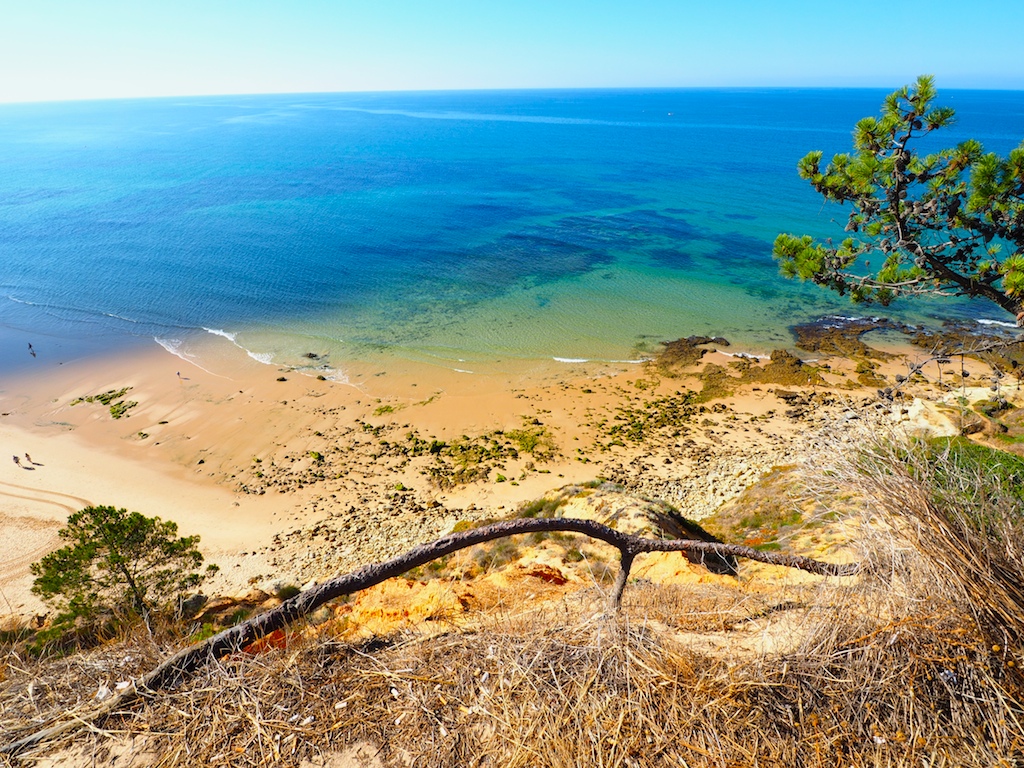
846, 436, 1024, 656
4, 435, 1024, 767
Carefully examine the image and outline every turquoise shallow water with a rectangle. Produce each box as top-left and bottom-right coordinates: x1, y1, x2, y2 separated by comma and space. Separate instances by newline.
2, 88, 1022, 378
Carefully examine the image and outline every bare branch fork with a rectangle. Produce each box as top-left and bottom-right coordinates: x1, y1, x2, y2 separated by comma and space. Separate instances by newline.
1, 517, 857, 757
882, 335, 1024, 401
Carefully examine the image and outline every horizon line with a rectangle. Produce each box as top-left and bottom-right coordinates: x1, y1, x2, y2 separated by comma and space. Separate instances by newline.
4, 81, 1024, 108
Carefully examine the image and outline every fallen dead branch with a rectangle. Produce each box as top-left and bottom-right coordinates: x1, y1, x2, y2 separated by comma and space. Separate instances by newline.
1, 516, 856, 757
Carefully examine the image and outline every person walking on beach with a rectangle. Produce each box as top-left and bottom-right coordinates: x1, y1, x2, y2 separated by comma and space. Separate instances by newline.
12, 455, 21, 467
24, 453, 33, 465
27, 343, 36, 358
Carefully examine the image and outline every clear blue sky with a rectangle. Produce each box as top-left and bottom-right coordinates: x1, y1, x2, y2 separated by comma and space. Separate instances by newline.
3, 0, 1022, 103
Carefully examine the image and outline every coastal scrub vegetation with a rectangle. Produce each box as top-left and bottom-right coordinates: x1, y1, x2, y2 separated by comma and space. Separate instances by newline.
775, 74, 1024, 324
29, 505, 216, 645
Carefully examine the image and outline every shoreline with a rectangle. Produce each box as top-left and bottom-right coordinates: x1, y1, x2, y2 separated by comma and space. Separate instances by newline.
0, 327, 990, 620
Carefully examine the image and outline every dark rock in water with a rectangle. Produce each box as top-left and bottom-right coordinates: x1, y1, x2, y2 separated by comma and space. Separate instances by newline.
792, 315, 914, 359
656, 335, 731, 370
304, 352, 320, 359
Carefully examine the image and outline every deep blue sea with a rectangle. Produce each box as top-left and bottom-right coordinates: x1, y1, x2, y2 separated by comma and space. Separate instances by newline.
2, 88, 1022, 379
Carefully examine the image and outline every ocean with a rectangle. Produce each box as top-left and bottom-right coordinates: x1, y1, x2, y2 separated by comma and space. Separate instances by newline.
2, 88, 1022, 379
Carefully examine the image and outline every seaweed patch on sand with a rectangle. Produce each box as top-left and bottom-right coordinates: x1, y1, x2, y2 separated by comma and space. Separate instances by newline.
696, 349, 826, 402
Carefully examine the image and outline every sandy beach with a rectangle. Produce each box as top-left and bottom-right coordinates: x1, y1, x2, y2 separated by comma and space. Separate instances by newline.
0, 331, 977, 621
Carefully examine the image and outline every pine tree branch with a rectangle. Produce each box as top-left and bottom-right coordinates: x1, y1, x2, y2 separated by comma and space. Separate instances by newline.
1, 517, 857, 757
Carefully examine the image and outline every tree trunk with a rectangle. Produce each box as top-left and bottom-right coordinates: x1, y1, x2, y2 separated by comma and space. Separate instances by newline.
1, 516, 857, 757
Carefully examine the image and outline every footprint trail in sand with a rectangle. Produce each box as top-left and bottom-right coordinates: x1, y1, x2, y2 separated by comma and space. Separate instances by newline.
0, 481, 93, 604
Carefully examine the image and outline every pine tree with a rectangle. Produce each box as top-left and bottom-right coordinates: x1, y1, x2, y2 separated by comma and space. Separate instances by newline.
774, 75, 1024, 324
31, 505, 216, 638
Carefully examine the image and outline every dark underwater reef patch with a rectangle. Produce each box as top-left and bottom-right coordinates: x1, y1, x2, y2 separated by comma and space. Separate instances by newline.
461, 231, 613, 288
645, 247, 694, 270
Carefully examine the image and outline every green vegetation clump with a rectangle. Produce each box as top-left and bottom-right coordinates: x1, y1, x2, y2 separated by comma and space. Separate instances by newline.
402, 555, 453, 582
693, 351, 826, 402
704, 465, 824, 552
517, 495, 569, 519
592, 392, 697, 445
399, 421, 559, 489
505, 426, 557, 460
108, 400, 138, 419
694, 365, 737, 402
918, 437, 1024, 514
852, 360, 886, 387
275, 584, 302, 600
70, 387, 138, 419
472, 538, 522, 573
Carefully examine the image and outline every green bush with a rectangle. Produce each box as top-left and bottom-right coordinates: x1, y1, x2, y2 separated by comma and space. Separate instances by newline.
275, 584, 301, 600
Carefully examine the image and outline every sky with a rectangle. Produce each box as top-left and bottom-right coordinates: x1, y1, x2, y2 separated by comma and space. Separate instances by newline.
2, 0, 1022, 103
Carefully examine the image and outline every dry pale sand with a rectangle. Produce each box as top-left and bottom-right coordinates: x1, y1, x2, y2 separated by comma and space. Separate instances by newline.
0, 334, 975, 620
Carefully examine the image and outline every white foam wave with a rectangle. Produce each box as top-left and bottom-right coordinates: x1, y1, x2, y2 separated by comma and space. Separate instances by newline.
203, 327, 238, 342
816, 315, 888, 329
316, 369, 351, 385
101, 310, 144, 325
453, 368, 474, 374
977, 319, 1018, 329
155, 337, 191, 361
554, 356, 649, 364
247, 351, 274, 365
154, 337, 228, 377
720, 351, 770, 360
557, 356, 651, 364
202, 326, 275, 365
319, 105, 831, 134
